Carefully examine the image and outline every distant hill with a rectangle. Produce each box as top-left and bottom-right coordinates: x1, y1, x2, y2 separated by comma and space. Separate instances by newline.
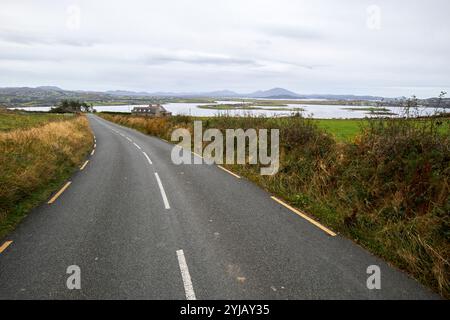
36, 86, 64, 91
262, 95, 303, 99
302, 94, 386, 101
246, 88, 301, 98
0, 86, 68, 97
0, 87, 156, 108
98, 87, 391, 100
122, 87, 301, 98
5, 86, 446, 109
106, 90, 152, 96
205, 90, 239, 97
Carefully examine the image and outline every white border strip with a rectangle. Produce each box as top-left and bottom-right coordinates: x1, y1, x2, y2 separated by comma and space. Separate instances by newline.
176, 249, 196, 300
133, 142, 142, 150
154, 172, 170, 209
143, 152, 153, 165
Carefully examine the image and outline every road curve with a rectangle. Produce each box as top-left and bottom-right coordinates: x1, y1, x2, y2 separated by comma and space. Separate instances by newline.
0, 114, 439, 299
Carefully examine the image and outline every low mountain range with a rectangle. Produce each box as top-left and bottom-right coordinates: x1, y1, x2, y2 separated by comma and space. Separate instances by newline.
3, 86, 444, 109
105, 87, 388, 101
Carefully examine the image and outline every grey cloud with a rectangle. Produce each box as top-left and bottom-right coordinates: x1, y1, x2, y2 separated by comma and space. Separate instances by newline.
0, 29, 95, 47
260, 24, 325, 41
142, 51, 258, 66
0, 51, 61, 62
0, 0, 449, 97
274, 60, 329, 70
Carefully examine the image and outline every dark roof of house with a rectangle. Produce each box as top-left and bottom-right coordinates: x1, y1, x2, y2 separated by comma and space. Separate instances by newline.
132, 104, 169, 112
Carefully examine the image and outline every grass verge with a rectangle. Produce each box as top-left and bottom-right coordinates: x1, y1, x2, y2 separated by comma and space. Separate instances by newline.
98, 113, 450, 298
0, 114, 93, 239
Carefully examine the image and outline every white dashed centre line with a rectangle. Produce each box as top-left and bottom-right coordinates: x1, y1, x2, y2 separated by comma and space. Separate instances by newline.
154, 172, 170, 209
133, 142, 142, 150
143, 152, 153, 165
176, 249, 196, 300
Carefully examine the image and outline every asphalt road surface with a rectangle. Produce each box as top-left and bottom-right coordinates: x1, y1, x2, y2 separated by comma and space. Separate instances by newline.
0, 115, 439, 299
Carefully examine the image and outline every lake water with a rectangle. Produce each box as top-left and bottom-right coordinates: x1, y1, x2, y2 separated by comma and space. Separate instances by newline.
8, 101, 444, 119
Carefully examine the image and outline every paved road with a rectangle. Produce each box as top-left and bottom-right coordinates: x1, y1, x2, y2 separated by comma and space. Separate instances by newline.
0, 115, 439, 299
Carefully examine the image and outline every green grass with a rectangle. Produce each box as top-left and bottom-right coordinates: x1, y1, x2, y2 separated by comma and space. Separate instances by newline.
0, 110, 72, 131
0, 167, 77, 240
314, 117, 449, 141
314, 119, 365, 141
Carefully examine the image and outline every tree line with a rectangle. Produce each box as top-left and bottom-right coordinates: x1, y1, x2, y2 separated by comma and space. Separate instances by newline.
50, 100, 94, 113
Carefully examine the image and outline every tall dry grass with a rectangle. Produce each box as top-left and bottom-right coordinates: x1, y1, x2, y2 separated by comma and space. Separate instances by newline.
0, 116, 92, 236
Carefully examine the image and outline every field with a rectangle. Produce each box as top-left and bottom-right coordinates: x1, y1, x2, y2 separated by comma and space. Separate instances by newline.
0, 109, 72, 131
313, 118, 447, 141
314, 119, 364, 141
0, 111, 93, 239
99, 112, 450, 298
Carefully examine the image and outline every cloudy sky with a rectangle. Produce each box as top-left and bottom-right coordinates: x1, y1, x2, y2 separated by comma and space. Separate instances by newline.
1, 0, 449, 97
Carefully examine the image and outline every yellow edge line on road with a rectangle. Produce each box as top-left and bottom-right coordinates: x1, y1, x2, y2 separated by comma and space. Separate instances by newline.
48, 181, 72, 204
192, 151, 204, 159
271, 196, 337, 236
80, 160, 89, 171
217, 165, 241, 179
0, 241, 13, 254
